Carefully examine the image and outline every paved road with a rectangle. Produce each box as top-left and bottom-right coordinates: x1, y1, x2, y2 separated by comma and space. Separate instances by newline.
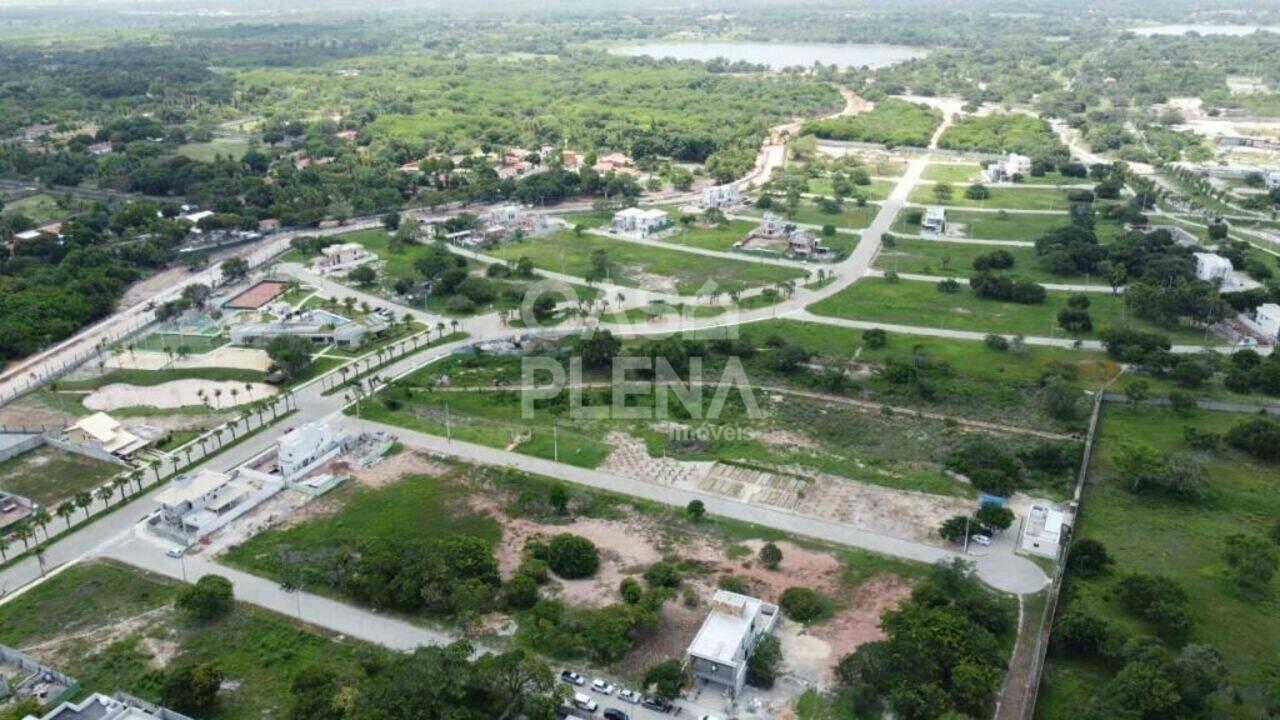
345, 417, 1048, 595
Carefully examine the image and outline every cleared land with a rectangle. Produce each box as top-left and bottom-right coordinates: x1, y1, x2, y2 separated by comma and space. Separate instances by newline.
801, 98, 942, 148
0, 445, 118, 507
0, 561, 378, 720
175, 138, 251, 163
936, 113, 1061, 155
1035, 407, 1280, 720
806, 177, 896, 201
893, 209, 1126, 243
808, 277, 1215, 344
738, 200, 877, 230
490, 230, 807, 295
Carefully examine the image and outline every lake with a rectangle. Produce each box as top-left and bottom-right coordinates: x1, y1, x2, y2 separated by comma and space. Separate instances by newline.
609, 41, 924, 69
1129, 24, 1280, 36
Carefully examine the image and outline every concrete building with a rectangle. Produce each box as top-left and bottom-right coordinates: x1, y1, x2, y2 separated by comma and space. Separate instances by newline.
278, 421, 349, 480
64, 412, 150, 459
611, 207, 670, 238
481, 204, 549, 241
1249, 302, 1280, 340
701, 184, 742, 209
1267, 171, 1280, 191
151, 468, 282, 542
787, 229, 835, 261
230, 311, 385, 348
0, 491, 33, 532
1020, 504, 1067, 559
756, 212, 789, 238
922, 206, 947, 234
686, 590, 779, 698
1194, 252, 1236, 285
314, 242, 375, 273
983, 153, 1032, 183
22, 692, 192, 720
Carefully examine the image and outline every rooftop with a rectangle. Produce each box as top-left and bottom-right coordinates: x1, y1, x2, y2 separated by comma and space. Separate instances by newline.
687, 590, 766, 667
154, 470, 232, 508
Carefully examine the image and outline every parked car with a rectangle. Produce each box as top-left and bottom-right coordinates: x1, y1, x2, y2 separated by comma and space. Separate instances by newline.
573, 693, 599, 713
970, 534, 992, 546
603, 709, 629, 720
560, 670, 585, 686
616, 689, 641, 704
166, 547, 185, 559
699, 716, 722, 720
641, 696, 672, 712
591, 679, 615, 695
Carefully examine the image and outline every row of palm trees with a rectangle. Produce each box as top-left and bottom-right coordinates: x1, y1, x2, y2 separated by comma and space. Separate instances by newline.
0, 391, 297, 566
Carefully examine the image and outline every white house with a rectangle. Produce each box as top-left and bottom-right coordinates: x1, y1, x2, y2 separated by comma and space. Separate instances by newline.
922, 206, 947, 234
179, 210, 215, 231
154, 470, 249, 536
1020, 504, 1067, 559
1194, 252, 1236, 285
687, 590, 779, 697
277, 421, 348, 479
983, 153, 1032, 183
701, 184, 741, 209
611, 207, 670, 238
1267, 171, 1280, 191
787, 229, 835, 261
315, 242, 375, 273
756, 212, 789, 238
1251, 302, 1280, 340
22, 692, 192, 720
64, 412, 150, 458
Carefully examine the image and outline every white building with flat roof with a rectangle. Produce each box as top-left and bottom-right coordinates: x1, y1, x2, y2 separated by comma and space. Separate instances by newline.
701, 184, 741, 209
278, 421, 349, 479
922, 206, 947, 234
1020, 503, 1067, 559
611, 207, 670, 238
983, 153, 1032, 183
1249, 302, 1280, 340
1194, 252, 1236, 286
23, 692, 192, 720
1267, 170, 1280, 191
686, 590, 779, 697
315, 242, 375, 273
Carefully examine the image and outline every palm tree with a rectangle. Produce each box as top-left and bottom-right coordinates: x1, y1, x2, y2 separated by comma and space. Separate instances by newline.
435, 321, 446, 339
450, 319, 459, 335
32, 507, 51, 540
57, 502, 75, 528
14, 524, 33, 550
113, 475, 130, 503
230, 387, 240, 408
215, 427, 227, 448
96, 485, 114, 509
0, 534, 7, 561
214, 388, 224, 408
74, 492, 93, 519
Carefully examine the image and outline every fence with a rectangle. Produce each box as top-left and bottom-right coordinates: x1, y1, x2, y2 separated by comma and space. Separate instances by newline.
0, 643, 81, 707
0, 433, 43, 464
1015, 389, 1106, 720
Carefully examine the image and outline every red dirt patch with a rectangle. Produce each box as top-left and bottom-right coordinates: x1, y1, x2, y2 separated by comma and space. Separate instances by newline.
223, 280, 286, 309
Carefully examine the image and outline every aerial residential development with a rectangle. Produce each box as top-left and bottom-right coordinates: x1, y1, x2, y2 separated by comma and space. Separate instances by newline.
0, 1, 1279, 719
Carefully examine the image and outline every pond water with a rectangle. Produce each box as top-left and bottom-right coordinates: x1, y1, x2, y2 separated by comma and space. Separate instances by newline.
1129, 24, 1280, 36
609, 41, 924, 69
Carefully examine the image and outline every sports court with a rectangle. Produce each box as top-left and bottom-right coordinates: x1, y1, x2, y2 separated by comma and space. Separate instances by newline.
223, 280, 288, 310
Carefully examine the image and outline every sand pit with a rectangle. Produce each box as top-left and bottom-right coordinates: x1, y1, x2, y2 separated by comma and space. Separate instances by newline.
105, 346, 271, 372
83, 379, 277, 411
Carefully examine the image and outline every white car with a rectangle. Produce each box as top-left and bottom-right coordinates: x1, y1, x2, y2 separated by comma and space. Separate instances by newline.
616, 689, 641, 704
560, 670, 585, 686
970, 534, 992, 546
591, 679, 615, 695
573, 693, 599, 712
699, 715, 722, 720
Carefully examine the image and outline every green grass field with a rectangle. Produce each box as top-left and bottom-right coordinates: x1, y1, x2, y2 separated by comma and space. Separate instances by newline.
808, 277, 1215, 344
806, 178, 897, 201
1035, 407, 1280, 720
893, 209, 1126, 243
662, 219, 758, 251
923, 163, 982, 184
490, 230, 806, 295
131, 332, 228, 355
176, 138, 251, 163
739, 200, 878, 230
2, 193, 82, 224
875, 238, 1109, 286
0, 445, 119, 507
0, 561, 380, 720
909, 185, 1082, 211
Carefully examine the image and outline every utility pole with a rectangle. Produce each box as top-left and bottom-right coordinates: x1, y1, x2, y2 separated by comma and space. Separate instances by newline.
445, 402, 452, 442
553, 421, 559, 462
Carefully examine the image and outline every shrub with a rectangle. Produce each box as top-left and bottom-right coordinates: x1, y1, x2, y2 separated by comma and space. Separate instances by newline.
177, 575, 233, 621
504, 574, 540, 609
1053, 609, 1118, 657
1066, 538, 1112, 578
759, 542, 783, 570
643, 659, 685, 700
984, 333, 1010, 351
779, 586, 830, 623
619, 577, 644, 604
643, 561, 682, 589
1057, 308, 1093, 333
685, 499, 706, 521
717, 575, 749, 594
1222, 533, 1278, 593
862, 328, 887, 349
975, 504, 1014, 531
1225, 418, 1280, 461
1115, 573, 1193, 642
546, 534, 600, 579
161, 663, 223, 717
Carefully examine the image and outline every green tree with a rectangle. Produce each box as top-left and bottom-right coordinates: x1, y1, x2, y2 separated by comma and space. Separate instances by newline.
503, 574, 540, 610
219, 257, 249, 284
579, 329, 621, 371
161, 663, 224, 717
746, 635, 783, 689
266, 336, 313, 379
1067, 538, 1113, 578
932, 182, 954, 203
975, 505, 1014, 532
780, 587, 830, 623
939, 515, 970, 543
546, 533, 599, 579
759, 541, 783, 570
685, 499, 706, 522
347, 264, 377, 287
642, 659, 685, 700
177, 574, 234, 621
